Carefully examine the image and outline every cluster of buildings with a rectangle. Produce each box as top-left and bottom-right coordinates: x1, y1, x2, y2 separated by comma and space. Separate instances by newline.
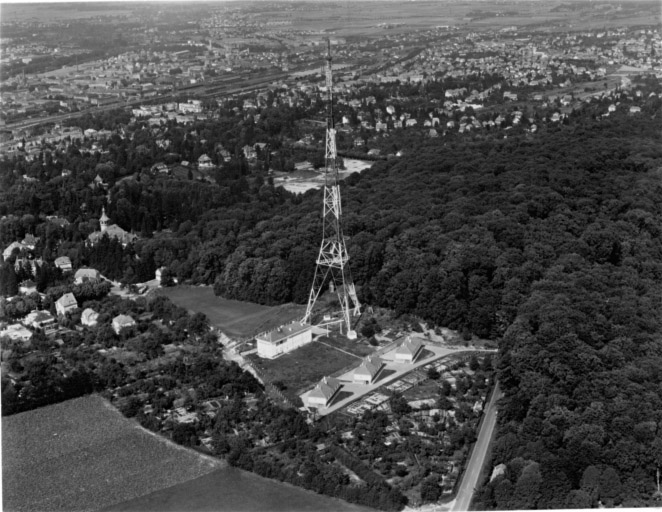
0, 208, 144, 347
2, 22, 659, 162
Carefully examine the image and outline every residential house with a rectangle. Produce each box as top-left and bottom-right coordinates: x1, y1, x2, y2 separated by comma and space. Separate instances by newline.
81, 308, 99, 327
74, 268, 101, 284
19, 280, 37, 294
21, 234, 39, 248
55, 293, 78, 317
242, 145, 257, 161
22, 310, 56, 330
112, 314, 136, 334
151, 162, 169, 174
54, 256, 73, 272
3, 241, 29, 261
14, 257, 42, 275
198, 154, 214, 170
0, 323, 33, 342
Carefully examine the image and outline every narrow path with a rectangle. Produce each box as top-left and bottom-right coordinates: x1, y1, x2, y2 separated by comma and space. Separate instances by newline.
451, 381, 503, 512
315, 339, 363, 359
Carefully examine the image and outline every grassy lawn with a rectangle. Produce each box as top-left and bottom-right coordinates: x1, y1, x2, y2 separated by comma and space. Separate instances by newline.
318, 332, 376, 358
247, 338, 361, 402
159, 286, 304, 338
2, 395, 223, 512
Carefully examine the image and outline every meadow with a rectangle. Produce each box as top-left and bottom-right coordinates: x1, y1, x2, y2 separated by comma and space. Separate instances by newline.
247, 334, 374, 402
158, 286, 304, 338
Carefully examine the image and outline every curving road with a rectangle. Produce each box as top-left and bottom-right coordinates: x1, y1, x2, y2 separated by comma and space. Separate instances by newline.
452, 381, 502, 512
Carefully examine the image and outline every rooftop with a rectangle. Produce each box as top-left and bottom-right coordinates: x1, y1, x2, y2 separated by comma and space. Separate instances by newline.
256, 321, 311, 345
308, 376, 341, 402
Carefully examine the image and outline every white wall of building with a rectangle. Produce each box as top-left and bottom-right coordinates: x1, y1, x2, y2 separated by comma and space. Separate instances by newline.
257, 328, 312, 359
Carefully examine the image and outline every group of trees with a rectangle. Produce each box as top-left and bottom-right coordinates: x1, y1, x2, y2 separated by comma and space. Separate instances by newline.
1, 70, 661, 507
208, 396, 408, 511
0, 291, 213, 415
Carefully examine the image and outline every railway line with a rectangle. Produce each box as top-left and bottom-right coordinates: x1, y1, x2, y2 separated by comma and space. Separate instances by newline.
4, 71, 291, 132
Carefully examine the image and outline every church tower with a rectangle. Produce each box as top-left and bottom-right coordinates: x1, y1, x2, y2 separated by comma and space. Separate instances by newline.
100, 207, 109, 232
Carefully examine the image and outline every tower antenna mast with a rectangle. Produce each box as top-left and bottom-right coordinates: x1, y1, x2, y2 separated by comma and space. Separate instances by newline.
302, 39, 360, 339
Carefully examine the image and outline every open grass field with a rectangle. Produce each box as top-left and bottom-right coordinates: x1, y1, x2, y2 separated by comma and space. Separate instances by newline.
2, 395, 223, 512
247, 336, 367, 402
158, 286, 304, 338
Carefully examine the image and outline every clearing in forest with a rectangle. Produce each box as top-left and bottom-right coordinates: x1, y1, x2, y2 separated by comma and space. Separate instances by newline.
159, 286, 304, 338
247, 334, 378, 404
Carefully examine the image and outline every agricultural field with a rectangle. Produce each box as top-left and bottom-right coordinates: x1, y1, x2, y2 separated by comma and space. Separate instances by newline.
2, 395, 223, 512
158, 286, 304, 338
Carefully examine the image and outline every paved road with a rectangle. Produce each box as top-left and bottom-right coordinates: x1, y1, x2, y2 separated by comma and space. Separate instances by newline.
452, 381, 503, 512
303, 344, 497, 417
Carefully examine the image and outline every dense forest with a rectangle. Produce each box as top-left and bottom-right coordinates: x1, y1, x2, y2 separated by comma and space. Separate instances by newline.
1, 76, 661, 507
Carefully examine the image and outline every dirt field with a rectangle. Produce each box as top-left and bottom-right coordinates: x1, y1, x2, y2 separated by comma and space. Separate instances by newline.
2, 395, 223, 512
158, 286, 304, 338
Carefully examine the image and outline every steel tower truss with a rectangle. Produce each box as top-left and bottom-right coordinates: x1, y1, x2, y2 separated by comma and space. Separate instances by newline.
302, 40, 360, 338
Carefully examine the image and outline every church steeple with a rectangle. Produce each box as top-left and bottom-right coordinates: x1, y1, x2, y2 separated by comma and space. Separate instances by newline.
100, 207, 110, 232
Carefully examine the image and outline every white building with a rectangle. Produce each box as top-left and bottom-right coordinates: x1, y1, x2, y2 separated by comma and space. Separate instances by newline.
394, 337, 424, 363
81, 308, 99, 327
306, 376, 342, 408
22, 310, 56, 330
0, 323, 33, 342
3, 241, 29, 261
112, 314, 136, 334
256, 321, 312, 359
55, 293, 78, 317
74, 268, 101, 284
54, 256, 73, 272
353, 355, 384, 385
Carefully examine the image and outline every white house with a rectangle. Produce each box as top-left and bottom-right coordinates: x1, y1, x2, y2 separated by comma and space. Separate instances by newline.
198, 154, 214, 169
256, 322, 312, 359
0, 323, 33, 342
353, 355, 384, 385
81, 308, 99, 327
112, 314, 136, 334
22, 310, 56, 330
19, 280, 37, 294
54, 256, 73, 272
306, 376, 342, 408
55, 293, 78, 317
74, 268, 101, 284
394, 337, 424, 363
3, 241, 29, 261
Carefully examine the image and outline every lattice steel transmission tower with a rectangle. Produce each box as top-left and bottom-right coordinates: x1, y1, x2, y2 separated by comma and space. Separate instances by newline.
302, 39, 360, 339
